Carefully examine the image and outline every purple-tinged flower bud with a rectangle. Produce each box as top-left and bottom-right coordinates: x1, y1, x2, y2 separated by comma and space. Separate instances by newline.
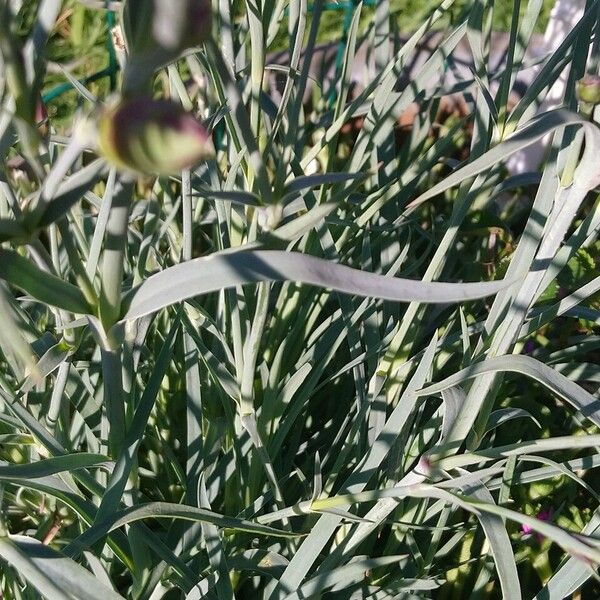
577, 75, 600, 106
523, 339, 535, 355
98, 96, 214, 175
522, 508, 553, 543
35, 96, 49, 139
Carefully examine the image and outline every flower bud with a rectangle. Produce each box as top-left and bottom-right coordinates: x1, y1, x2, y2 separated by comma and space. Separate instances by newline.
123, 0, 211, 60
577, 75, 600, 105
35, 96, 49, 139
98, 96, 214, 175
121, 0, 212, 93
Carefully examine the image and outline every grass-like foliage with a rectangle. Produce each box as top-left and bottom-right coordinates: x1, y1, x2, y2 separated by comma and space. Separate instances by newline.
1, 0, 600, 597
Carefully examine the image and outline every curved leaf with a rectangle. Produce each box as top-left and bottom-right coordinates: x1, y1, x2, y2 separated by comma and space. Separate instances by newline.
121, 250, 515, 322
66, 502, 297, 557
0, 219, 29, 243
485, 408, 541, 434
418, 354, 600, 428
195, 188, 260, 206
37, 159, 110, 227
460, 478, 521, 600
408, 109, 600, 209
0, 453, 111, 480
0, 248, 91, 314
283, 171, 367, 195
0, 535, 124, 600
533, 508, 600, 599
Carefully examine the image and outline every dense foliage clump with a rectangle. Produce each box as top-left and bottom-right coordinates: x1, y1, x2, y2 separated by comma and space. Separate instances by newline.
0, 0, 600, 598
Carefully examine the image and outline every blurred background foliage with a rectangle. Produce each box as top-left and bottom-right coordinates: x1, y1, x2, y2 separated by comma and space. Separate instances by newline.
36, 0, 555, 127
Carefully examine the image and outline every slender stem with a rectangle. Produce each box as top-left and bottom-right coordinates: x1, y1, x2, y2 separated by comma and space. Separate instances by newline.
98, 175, 133, 457
100, 175, 133, 330
181, 168, 205, 506
46, 360, 70, 434
100, 340, 126, 458
246, 0, 265, 157
181, 169, 193, 262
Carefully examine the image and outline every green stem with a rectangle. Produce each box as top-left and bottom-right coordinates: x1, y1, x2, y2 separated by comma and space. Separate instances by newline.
100, 341, 126, 458
46, 360, 70, 434
246, 0, 265, 160
100, 175, 133, 330
181, 169, 193, 262
98, 175, 133, 457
